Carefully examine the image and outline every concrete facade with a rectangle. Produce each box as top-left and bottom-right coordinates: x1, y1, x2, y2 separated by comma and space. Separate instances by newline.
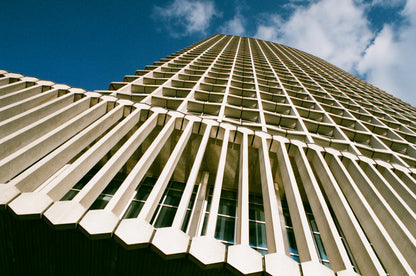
1, 34, 416, 275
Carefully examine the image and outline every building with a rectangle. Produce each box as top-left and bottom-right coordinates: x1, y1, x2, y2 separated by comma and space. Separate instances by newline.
1, 34, 416, 275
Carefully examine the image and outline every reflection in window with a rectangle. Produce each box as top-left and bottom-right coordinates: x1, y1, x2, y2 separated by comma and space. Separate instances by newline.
249, 194, 268, 255
150, 180, 197, 229
202, 189, 268, 255
61, 165, 100, 201
305, 204, 331, 268
328, 206, 360, 274
123, 177, 157, 219
282, 199, 300, 262
201, 188, 236, 246
123, 177, 198, 231
89, 172, 128, 210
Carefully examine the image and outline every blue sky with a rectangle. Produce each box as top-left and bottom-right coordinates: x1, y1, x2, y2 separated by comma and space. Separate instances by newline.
1, 0, 415, 106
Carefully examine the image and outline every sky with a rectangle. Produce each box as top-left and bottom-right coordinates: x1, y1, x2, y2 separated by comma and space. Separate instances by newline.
1, 0, 415, 106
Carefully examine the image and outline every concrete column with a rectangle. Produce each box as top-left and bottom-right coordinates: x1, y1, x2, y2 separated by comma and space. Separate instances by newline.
0, 98, 106, 182
114, 113, 189, 248
187, 171, 210, 237
172, 123, 212, 229
291, 145, 355, 273
340, 156, 416, 269
0, 103, 123, 207
258, 134, 286, 253
0, 90, 74, 138
43, 107, 143, 201
43, 108, 160, 228
235, 129, 250, 246
0, 80, 28, 96
227, 128, 264, 275
276, 141, 318, 263
307, 149, 386, 275
138, 118, 194, 222
150, 120, 203, 259
377, 166, 416, 212
325, 153, 414, 275
0, 84, 44, 107
205, 126, 231, 238
0, 96, 91, 159
359, 161, 416, 236
275, 141, 334, 275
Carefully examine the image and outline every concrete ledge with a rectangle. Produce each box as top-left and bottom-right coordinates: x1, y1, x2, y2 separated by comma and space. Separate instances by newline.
8, 192, 53, 218
151, 227, 189, 259
336, 269, 360, 276
0, 184, 20, 206
264, 252, 301, 276
226, 244, 263, 275
300, 261, 334, 276
189, 236, 226, 269
43, 201, 86, 228
79, 209, 119, 239
114, 218, 154, 249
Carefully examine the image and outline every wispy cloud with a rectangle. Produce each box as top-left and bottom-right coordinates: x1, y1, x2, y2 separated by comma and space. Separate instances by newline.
250, 0, 415, 105
153, 0, 218, 37
254, 0, 373, 72
358, 0, 416, 104
219, 14, 245, 36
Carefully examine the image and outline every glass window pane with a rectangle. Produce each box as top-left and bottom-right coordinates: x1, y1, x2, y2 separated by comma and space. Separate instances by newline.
249, 203, 265, 221
286, 228, 298, 255
283, 209, 293, 227
188, 186, 198, 208
215, 216, 235, 243
89, 194, 112, 210
221, 190, 236, 200
313, 233, 329, 261
206, 196, 212, 211
290, 254, 300, 263
201, 213, 209, 236
154, 206, 177, 228
143, 177, 157, 185
170, 181, 185, 190
123, 201, 144, 219
249, 221, 267, 248
135, 185, 152, 201
181, 210, 191, 232
61, 190, 78, 201
308, 214, 319, 232
249, 194, 263, 204
218, 198, 236, 216
102, 178, 123, 195
164, 189, 183, 206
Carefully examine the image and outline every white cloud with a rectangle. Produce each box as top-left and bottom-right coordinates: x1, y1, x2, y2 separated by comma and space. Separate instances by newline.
220, 14, 245, 36
358, 0, 416, 105
251, 0, 416, 106
254, 0, 373, 72
154, 0, 217, 36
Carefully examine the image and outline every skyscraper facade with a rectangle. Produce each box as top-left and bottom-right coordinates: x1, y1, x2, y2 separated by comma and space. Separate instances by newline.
1, 34, 416, 275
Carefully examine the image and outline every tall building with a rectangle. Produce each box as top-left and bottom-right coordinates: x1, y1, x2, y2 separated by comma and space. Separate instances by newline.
1, 34, 416, 275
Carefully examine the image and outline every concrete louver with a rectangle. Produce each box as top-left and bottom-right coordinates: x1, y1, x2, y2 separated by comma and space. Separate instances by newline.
1, 34, 416, 276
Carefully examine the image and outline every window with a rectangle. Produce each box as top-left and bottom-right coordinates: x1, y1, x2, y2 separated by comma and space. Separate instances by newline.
123, 177, 157, 219
61, 165, 100, 201
305, 204, 330, 268
281, 199, 300, 262
249, 194, 268, 255
123, 177, 197, 231
201, 188, 268, 254
89, 172, 127, 210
